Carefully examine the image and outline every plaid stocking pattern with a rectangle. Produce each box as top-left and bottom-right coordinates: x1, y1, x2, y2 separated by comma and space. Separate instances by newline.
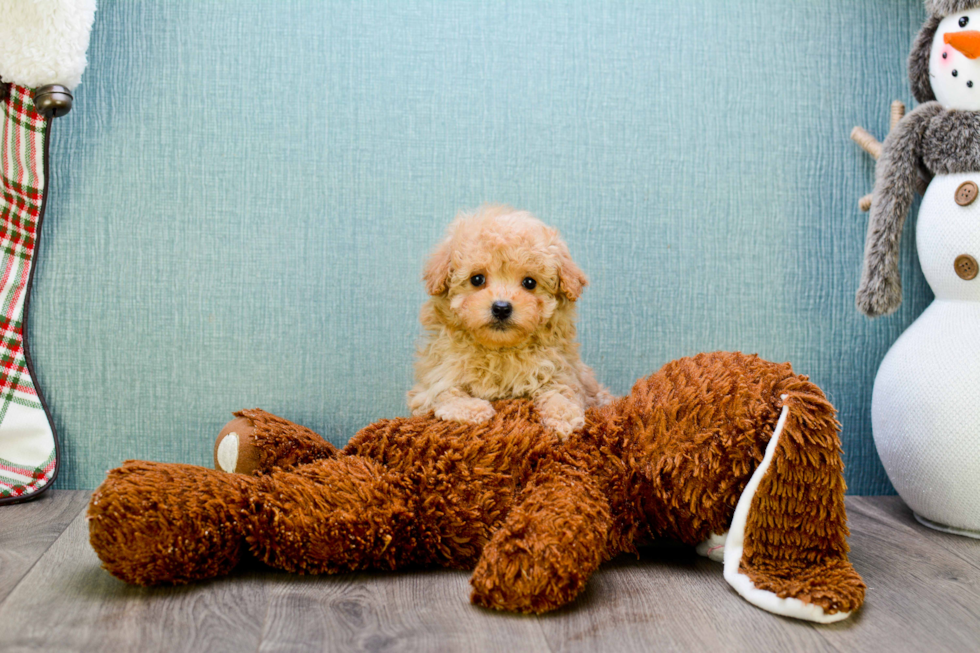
0, 84, 57, 503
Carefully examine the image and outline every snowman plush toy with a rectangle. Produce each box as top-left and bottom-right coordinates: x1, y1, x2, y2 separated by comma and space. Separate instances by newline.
858, 0, 980, 537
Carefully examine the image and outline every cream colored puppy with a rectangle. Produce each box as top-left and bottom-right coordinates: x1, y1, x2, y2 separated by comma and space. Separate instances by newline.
408, 205, 614, 439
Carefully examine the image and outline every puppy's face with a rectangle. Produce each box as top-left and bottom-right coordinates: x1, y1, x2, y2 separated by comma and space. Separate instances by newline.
451, 259, 555, 348
423, 207, 587, 349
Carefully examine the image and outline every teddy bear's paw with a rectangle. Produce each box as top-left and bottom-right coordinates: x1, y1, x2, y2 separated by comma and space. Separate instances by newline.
471, 553, 585, 614
214, 416, 261, 475
215, 431, 241, 473
470, 466, 610, 613
434, 396, 496, 424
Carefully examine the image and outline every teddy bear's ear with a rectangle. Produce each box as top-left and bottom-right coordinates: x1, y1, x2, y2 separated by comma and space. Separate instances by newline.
556, 240, 588, 301
423, 236, 454, 296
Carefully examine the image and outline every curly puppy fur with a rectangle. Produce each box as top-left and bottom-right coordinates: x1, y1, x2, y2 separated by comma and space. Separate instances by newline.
408, 205, 614, 438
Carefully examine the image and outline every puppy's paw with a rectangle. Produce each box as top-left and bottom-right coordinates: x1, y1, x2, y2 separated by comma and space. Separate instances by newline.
594, 388, 616, 407
435, 397, 496, 424
537, 394, 586, 441
541, 413, 585, 440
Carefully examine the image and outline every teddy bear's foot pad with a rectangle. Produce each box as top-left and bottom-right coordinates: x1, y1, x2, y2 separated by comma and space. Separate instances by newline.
215, 416, 259, 474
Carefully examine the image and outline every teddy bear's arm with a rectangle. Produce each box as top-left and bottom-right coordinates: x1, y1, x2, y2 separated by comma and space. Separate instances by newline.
214, 409, 338, 476
246, 455, 423, 573
469, 463, 611, 614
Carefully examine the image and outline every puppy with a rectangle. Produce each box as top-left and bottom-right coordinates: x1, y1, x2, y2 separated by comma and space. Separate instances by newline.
407, 205, 614, 439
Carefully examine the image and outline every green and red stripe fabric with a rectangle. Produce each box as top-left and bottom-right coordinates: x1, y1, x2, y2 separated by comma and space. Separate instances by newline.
0, 84, 57, 502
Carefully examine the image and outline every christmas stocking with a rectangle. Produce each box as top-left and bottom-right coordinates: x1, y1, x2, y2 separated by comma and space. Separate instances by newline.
0, 84, 57, 502
0, 0, 96, 503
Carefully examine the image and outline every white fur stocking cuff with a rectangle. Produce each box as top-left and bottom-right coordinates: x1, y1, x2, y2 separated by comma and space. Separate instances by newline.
0, 0, 97, 90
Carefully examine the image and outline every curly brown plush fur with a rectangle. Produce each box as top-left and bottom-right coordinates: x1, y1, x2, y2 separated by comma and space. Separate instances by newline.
88, 352, 864, 621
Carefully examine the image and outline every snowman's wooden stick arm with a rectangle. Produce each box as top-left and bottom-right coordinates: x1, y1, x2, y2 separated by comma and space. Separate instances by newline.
852, 102, 930, 211
856, 101, 944, 318
851, 126, 883, 160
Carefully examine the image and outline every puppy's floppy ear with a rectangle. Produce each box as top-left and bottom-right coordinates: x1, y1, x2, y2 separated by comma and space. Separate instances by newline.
556, 241, 588, 301
423, 236, 453, 295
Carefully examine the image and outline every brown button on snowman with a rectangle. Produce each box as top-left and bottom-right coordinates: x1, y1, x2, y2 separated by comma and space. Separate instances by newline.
955, 180, 979, 205
855, 0, 980, 538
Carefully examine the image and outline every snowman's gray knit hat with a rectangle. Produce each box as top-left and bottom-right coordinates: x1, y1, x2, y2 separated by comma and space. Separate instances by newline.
909, 2, 980, 102
926, 1, 980, 16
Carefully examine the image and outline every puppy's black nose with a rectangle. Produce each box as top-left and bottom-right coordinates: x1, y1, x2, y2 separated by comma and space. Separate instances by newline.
491, 301, 513, 320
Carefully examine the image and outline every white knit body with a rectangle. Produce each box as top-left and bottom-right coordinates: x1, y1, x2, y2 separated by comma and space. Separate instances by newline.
873, 172, 980, 536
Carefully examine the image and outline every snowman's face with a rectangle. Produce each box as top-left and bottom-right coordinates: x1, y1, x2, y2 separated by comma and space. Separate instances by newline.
930, 9, 980, 110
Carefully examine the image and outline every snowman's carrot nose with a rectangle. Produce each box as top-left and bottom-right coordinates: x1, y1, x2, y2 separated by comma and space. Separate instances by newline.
944, 31, 980, 59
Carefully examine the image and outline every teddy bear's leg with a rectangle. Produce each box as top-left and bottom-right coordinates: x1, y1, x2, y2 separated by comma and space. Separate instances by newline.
246, 455, 423, 574
214, 408, 338, 475
469, 464, 611, 614
88, 461, 257, 585
723, 381, 866, 623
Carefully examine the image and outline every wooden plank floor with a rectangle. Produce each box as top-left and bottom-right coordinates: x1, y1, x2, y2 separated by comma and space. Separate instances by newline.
0, 494, 977, 652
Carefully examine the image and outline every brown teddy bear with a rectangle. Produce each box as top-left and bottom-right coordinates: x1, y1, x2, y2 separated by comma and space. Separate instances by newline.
87, 352, 865, 623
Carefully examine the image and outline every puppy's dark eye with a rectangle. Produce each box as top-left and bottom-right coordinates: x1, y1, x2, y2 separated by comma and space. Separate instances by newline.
522, 277, 537, 290
961, 16, 970, 28
470, 274, 485, 287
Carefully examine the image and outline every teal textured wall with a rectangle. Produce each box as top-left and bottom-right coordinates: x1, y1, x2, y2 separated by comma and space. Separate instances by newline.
34, 1, 930, 492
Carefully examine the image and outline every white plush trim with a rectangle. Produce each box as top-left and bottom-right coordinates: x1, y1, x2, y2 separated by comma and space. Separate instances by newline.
0, 0, 96, 90
696, 531, 727, 562
722, 397, 851, 624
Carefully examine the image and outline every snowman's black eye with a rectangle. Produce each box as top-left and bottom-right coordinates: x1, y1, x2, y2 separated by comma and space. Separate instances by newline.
960, 16, 970, 28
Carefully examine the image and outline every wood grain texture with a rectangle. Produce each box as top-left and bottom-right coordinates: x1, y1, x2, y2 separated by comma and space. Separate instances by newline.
1, 494, 978, 652
0, 490, 89, 603
0, 503, 268, 653
257, 570, 551, 652
817, 497, 980, 653
533, 543, 829, 653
